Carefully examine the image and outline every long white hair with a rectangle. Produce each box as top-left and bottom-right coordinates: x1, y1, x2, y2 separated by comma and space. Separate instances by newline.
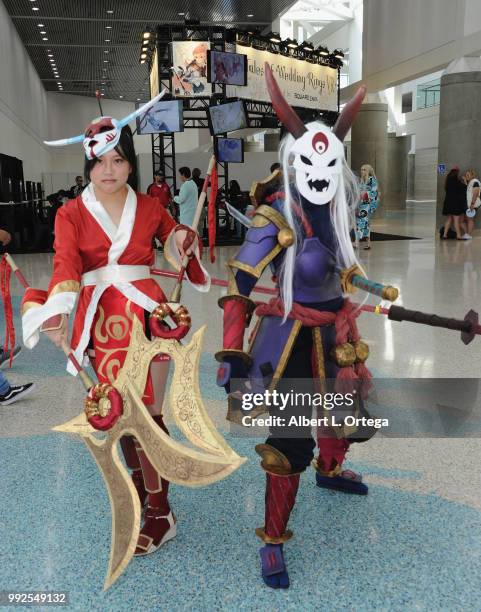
279, 124, 363, 322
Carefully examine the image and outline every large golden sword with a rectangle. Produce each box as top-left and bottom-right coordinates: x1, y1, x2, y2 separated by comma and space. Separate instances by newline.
54, 317, 245, 589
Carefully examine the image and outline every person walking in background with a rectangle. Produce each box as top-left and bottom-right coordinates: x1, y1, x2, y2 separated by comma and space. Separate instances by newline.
355, 164, 379, 249
441, 166, 468, 239
147, 171, 172, 211
69, 176, 85, 199
228, 179, 246, 239
174, 167, 198, 227
192, 168, 204, 196
463, 169, 480, 239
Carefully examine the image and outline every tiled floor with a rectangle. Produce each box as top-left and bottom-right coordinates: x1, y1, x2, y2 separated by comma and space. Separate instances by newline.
1, 203, 480, 610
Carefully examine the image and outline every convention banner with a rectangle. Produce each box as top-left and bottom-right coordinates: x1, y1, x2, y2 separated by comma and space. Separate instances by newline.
171, 41, 212, 97
228, 45, 338, 111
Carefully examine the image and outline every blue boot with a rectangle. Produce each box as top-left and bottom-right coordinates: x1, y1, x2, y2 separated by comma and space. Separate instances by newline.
316, 469, 368, 495
259, 544, 290, 589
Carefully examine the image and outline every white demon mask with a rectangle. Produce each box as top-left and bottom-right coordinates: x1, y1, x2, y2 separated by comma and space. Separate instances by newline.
83, 117, 121, 160
291, 124, 344, 205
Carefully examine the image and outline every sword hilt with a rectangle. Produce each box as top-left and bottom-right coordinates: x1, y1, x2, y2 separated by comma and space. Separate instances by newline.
388, 306, 479, 345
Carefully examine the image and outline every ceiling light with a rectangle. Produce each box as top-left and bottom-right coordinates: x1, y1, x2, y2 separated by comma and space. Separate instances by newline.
40, 31, 46, 34
104, 50, 109, 53
142, 46, 148, 52
247, 14, 254, 17
57, 82, 61, 84
143, 32, 151, 39
269, 32, 281, 43
32, 7, 39, 10
334, 49, 344, 59
119, 95, 123, 98
287, 39, 298, 49
105, 39, 110, 42
103, 60, 109, 63
137, 98, 141, 101
140, 59, 146, 64
37, 23, 44, 26
42, 37, 48, 41
48, 54, 53, 57
101, 81, 105, 84
106, 26, 112, 29
178, 12, 185, 15
107, 10, 113, 14
140, 53, 147, 59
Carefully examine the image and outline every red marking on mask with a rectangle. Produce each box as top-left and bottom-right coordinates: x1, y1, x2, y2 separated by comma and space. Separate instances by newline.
312, 132, 329, 155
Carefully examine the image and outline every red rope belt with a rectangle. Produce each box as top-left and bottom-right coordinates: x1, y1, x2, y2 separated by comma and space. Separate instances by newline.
255, 297, 372, 394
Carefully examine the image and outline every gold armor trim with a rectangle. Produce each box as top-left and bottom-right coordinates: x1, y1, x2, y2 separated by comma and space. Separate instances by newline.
228, 244, 282, 279
217, 293, 256, 315
312, 457, 343, 478
49, 280, 80, 296
255, 443, 299, 476
340, 264, 363, 294
277, 227, 294, 247
250, 168, 282, 207
255, 527, 293, 544
268, 320, 303, 391
255, 204, 290, 231
312, 327, 327, 394
251, 214, 271, 228
215, 348, 253, 367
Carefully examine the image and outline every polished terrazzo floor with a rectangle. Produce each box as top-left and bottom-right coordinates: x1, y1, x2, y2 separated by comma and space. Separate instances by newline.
1, 203, 481, 611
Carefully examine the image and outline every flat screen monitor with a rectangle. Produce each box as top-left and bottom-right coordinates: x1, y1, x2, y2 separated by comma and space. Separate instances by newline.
207, 50, 248, 86
136, 99, 184, 134
207, 100, 248, 135
216, 138, 244, 163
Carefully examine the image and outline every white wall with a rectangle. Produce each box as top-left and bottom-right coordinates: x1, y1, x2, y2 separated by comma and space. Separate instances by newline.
0, 0, 50, 182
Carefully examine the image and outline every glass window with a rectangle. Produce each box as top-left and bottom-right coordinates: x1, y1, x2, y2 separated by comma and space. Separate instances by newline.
416, 79, 441, 110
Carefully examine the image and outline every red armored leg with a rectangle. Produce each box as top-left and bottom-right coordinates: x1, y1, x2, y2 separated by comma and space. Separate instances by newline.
315, 433, 368, 495
119, 436, 147, 507
134, 414, 176, 556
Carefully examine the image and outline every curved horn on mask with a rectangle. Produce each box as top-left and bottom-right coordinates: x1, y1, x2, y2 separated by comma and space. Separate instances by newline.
118, 88, 168, 128
332, 85, 367, 142
44, 133, 85, 147
265, 63, 307, 139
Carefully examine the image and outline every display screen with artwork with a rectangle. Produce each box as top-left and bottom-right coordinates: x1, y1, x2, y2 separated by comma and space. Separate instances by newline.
136, 100, 184, 134
207, 50, 247, 86
207, 100, 248, 135
171, 41, 211, 96
216, 138, 244, 163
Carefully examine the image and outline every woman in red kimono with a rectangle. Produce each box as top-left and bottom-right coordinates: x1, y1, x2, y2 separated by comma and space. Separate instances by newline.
22, 117, 209, 556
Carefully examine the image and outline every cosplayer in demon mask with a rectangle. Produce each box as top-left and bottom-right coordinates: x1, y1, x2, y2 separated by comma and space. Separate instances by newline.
216, 65, 371, 588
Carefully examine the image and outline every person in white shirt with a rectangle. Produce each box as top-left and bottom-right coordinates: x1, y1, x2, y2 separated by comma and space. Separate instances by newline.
463, 169, 481, 239
174, 167, 198, 227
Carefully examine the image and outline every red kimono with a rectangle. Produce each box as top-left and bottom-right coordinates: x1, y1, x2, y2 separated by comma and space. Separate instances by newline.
22, 184, 208, 401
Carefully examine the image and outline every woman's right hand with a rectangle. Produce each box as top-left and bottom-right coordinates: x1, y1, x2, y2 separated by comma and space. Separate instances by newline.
43, 315, 69, 348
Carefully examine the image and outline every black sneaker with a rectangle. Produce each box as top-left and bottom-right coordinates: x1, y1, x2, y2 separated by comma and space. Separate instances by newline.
0, 346, 22, 369
0, 383, 35, 405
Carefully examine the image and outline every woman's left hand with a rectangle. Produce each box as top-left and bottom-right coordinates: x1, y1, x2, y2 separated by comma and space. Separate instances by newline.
174, 228, 197, 259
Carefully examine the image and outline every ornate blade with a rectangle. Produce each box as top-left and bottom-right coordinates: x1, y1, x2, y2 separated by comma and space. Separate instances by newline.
123, 381, 245, 486
82, 434, 140, 591
116, 318, 242, 459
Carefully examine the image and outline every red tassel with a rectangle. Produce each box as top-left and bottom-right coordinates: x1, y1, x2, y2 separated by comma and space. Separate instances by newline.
208, 163, 218, 263
0, 256, 15, 367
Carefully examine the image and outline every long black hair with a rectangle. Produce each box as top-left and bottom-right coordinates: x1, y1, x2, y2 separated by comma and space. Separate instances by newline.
84, 124, 138, 191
